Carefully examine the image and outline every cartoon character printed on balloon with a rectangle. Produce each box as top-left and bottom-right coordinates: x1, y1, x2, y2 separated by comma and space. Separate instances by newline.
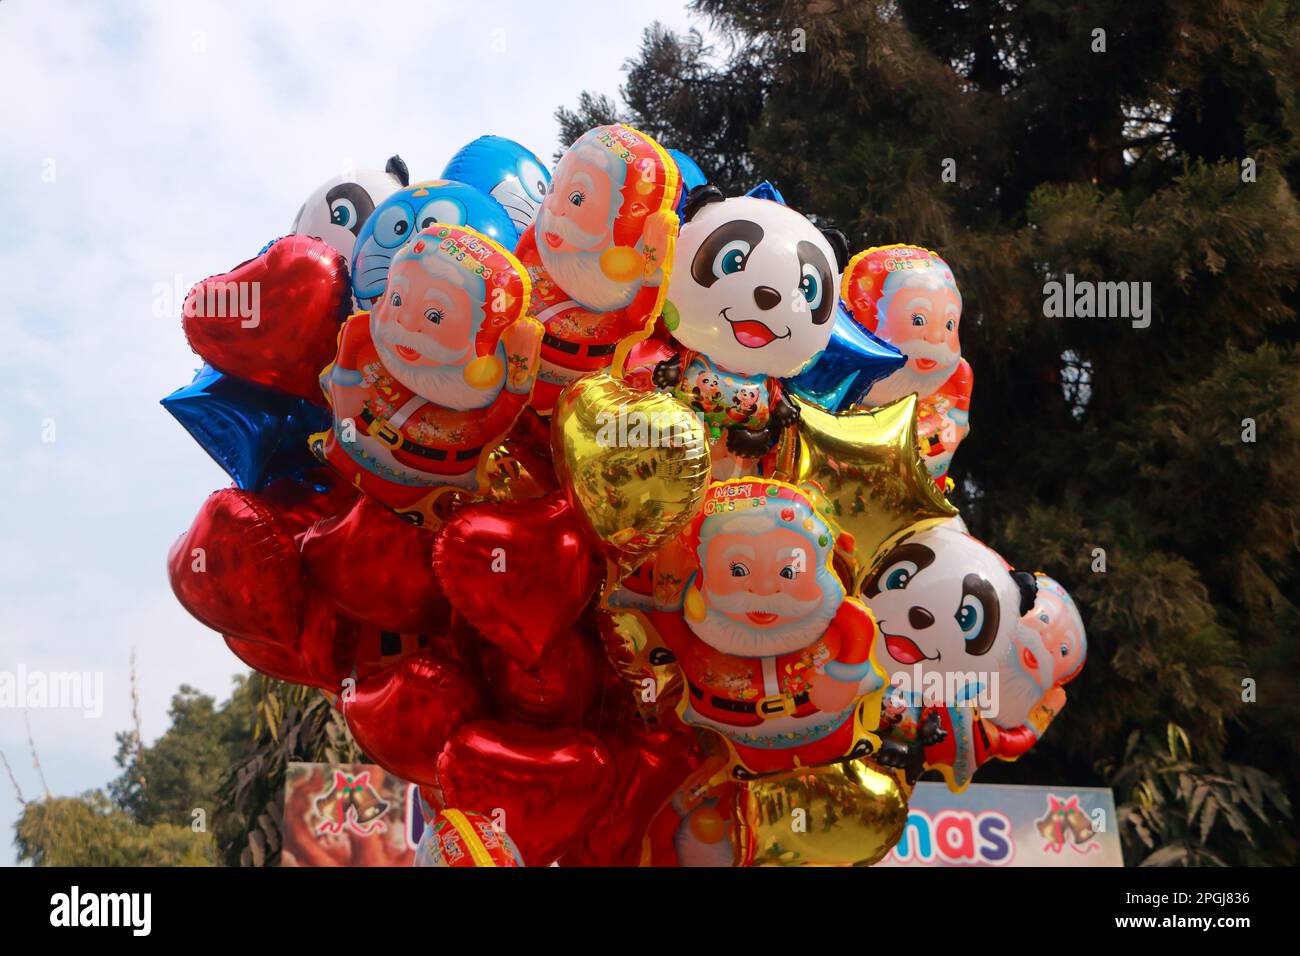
647, 189, 848, 480
513, 124, 681, 413
313, 224, 543, 528
987, 573, 1087, 753
441, 135, 552, 236
861, 523, 1039, 790
350, 180, 520, 308
291, 156, 410, 261
843, 245, 973, 484
647, 478, 887, 781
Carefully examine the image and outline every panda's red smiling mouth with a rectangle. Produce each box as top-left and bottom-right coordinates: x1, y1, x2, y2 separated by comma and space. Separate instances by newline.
882, 631, 940, 664
722, 309, 789, 349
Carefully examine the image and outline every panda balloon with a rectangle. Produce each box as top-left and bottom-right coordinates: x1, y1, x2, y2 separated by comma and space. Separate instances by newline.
650, 187, 848, 474
861, 523, 1040, 791
291, 156, 410, 261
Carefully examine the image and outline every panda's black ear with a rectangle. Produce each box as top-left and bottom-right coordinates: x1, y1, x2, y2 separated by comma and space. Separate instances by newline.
682, 183, 725, 223
821, 228, 850, 273
386, 155, 410, 187
1011, 571, 1038, 617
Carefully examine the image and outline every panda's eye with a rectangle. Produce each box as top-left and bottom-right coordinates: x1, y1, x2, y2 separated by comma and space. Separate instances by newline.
418, 199, 464, 232
911, 313, 926, 326
712, 239, 751, 279
799, 263, 822, 309
882, 560, 918, 590
373, 202, 415, 249
329, 197, 357, 228
956, 595, 985, 638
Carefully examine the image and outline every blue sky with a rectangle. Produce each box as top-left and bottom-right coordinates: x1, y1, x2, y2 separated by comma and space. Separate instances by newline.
0, 0, 710, 865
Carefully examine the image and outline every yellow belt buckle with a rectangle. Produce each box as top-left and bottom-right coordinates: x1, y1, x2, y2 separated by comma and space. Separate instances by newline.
371, 416, 403, 449
756, 694, 796, 720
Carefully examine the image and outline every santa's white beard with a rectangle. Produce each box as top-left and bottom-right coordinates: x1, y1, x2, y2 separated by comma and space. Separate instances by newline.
987, 638, 1052, 729
534, 208, 639, 313
373, 332, 502, 411
691, 577, 841, 659
862, 341, 960, 405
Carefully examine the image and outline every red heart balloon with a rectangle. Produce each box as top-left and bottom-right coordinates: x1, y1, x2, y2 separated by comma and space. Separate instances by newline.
433, 492, 603, 667
223, 595, 357, 690
479, 628, 602, 726
436, 720, 614, 866
301, 493, 449, 632
168, 488, 304, 645
343, 652, 485, 786
261, 468, 358, 541
181, 235, 350, 403
578, 720, 704, 866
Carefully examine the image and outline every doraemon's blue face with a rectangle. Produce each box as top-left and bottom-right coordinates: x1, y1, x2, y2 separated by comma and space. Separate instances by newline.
441, 135, 551, 235
350, 179, 517, 306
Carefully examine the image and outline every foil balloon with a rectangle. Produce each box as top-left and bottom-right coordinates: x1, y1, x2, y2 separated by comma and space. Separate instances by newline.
291, 156, 409, 261
786, 301, 907, 413
441, 135, 551, 237
351, 180, 520, 307
300, 492, 449, 633
551, 372, 710, 578
258, 468, 358, 540
180, 235, 352, 403
667, 149, 707, 215
772, 393, 959, 591
644, 477, 887, 779
744, 180, 785, 203
860, 522, 1039, 790
479, 627, 602, 726
161, 365, 332, 491
433, 491, 604, 667
597, 607, 684, 723
167, 487, 305, 645
435, 720, 615, 866
642, 780, 743, 866
314, 223, 542, 528
342, 651, 486, 787
415, 808, 524, 867
734, 760, 909, 866
514, 124, 681, 413
840, 244, 964, 407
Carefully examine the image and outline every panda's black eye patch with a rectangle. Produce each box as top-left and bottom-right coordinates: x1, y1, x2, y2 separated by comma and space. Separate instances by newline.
959, 573, 1001, 657
325, 182, 377, 237
691, 220, 765, 288
797, 240, 835, 325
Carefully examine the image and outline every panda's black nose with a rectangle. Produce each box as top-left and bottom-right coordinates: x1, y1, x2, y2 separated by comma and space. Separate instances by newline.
908, 606, 935, 629
753, 285, 781, 311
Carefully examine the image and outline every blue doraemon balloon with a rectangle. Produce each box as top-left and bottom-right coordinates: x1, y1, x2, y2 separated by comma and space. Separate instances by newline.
667, 149, 707, 215
350, 179, 518, 307
441, 135, 551, 237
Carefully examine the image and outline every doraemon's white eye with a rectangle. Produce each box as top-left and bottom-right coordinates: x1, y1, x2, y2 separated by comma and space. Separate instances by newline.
519, 160, 547, 202
712, 239, 752, 279
329, 197, 358, 229
417, 198, 465, 232
799, 263, 823, 311
374, 202, 415, 248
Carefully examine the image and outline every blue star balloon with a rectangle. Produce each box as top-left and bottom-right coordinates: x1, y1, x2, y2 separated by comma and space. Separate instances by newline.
441, 135, 551, 237
745, 180, 786, 204
787, 301, 907, 412
162, 364, 332, 490
667, 149, 707, 215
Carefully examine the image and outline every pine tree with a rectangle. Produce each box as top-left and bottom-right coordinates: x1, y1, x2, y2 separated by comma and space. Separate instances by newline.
562, 0, 1300, 864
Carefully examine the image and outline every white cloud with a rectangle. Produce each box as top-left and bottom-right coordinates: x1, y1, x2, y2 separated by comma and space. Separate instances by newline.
0, 0, 708, 865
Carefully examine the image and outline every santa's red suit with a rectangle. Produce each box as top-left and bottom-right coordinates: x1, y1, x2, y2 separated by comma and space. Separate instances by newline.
317, 313, 529, 513
920, 703, 1039, 790
515, 227, 662, 413
649, 599, 877, 775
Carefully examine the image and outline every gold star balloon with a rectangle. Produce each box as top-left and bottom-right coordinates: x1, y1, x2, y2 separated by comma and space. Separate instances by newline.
772, 393, 959, 591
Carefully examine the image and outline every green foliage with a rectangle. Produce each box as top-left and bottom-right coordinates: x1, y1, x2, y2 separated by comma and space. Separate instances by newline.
564, 0, 1300, 864
15, 792, 216, 867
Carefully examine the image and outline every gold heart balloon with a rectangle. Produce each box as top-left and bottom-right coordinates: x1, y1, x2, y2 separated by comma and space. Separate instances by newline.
734, 760, 909, 867
552, 372, 711, 579
772, 393, 958, 591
